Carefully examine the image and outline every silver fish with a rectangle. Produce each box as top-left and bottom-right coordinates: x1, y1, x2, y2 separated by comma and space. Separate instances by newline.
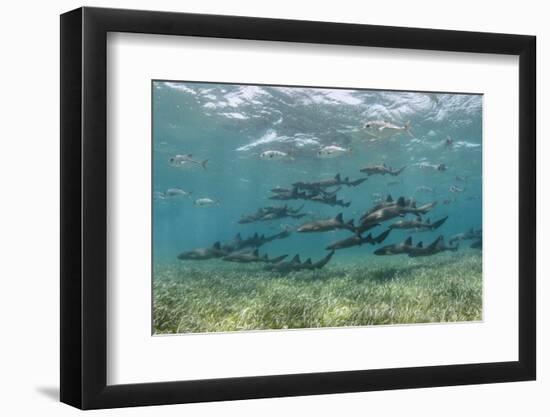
363, 120, 413, 139
169, 154, 208, 170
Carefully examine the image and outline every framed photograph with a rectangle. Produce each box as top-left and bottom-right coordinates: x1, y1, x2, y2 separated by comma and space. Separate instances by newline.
60, 7, 536, 409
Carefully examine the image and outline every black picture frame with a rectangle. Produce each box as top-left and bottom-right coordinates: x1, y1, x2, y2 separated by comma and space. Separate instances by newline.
60, 6, 536, 410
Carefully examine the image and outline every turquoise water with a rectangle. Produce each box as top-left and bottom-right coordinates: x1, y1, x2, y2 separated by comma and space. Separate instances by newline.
152, 81, 482, 266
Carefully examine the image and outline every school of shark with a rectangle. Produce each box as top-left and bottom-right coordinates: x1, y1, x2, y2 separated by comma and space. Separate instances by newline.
171, 120, 482, 274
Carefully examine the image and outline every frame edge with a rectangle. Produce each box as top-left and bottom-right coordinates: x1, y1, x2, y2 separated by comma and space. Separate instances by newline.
60, 7, 84, 409
517, 34, 536, 380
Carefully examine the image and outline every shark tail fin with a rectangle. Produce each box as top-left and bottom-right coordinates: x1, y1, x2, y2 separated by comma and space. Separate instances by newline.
363, 233, 373, 244
428, 235, 444, 250
375, 229, 391, 244
201, 159, 208, 170
344, 201, 351, 208
314, 250, 335, 269
418, 201, 437, 214
404, 121, 414, 138
391, 165, 407, 176
431, 216, 448, 230
269, 254, 287, 263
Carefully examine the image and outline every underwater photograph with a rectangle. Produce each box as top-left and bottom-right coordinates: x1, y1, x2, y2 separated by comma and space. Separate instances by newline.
152, 81, 482, 335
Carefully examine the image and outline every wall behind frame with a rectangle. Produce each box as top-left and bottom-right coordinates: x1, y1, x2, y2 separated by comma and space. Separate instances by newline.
0, 0, 544, 416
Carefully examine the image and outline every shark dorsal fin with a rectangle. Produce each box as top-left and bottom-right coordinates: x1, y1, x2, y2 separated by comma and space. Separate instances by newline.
304, 258, 312, 265
397, 197, 406, 207
212, 241, 221, 250
386, 195, 393, 203
417, 242, 423, 248
236, 233, 242, 240
335, 173, 341, 181
335, 213, 343, 223
291, 254, 301, 264
253, 233, 258, 239
404, 237, 413, 246
253, 249, 259, 256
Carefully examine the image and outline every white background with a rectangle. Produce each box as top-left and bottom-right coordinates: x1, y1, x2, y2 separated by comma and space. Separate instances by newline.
0, 0, 546, 416
108, 34, 518, 384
